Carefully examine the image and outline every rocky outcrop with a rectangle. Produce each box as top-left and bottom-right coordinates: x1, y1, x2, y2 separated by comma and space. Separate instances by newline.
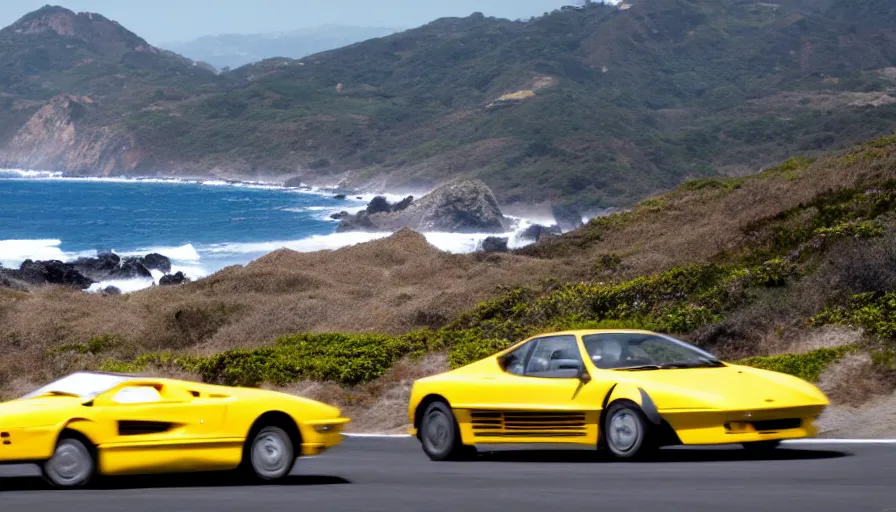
551, 204, 584, 232
0, 94, 145, 175
479, 236, 509, 253
1, 260, 94, 289
2, 251, 177, 291
159, 271, 190, 286
72, 251, 164, 280
337, 180, 509, 233
519, 224, 562, 242
141, 253, 172, 273
118, 258, 153, 279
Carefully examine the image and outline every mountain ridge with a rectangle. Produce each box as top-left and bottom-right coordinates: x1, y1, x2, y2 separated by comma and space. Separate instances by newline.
0, 1, 895, 209
160, 25, 404, 70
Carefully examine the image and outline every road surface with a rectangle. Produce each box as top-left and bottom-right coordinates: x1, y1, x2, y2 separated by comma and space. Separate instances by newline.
2, 437, 894, 511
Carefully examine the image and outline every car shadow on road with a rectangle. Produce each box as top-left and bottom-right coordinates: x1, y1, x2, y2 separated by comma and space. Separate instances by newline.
0, 472, 351, 492
474, 447, 851, 464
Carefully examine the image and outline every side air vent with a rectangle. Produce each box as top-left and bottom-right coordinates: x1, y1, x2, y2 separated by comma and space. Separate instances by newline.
118, 421, 175, 436
189, 390, 200, 397
471, 411, 587, 438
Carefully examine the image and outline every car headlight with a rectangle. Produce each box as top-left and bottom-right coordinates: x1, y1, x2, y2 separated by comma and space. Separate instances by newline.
312, 423, 341, 433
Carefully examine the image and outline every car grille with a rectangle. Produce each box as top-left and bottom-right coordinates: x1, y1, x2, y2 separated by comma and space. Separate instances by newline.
470, 410, 587, 438
751, 418, 802, 431
725, 418, 802, 433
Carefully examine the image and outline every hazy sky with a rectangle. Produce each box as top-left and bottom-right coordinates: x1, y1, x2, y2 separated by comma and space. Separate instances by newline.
1, 1, 577, 43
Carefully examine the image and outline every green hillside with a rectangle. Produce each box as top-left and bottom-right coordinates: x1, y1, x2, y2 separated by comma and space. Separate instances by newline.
0, 1, 895, 208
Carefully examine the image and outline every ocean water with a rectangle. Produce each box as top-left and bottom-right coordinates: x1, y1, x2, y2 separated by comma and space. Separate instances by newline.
0, 170, 536, 292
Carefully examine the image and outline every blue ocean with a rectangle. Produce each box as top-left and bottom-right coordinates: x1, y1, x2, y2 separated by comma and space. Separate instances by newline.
0, 170, 531, 292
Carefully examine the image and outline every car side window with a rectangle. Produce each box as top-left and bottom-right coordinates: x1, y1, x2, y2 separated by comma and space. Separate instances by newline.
501, 340, 536, 375
524, 335, 584, 378
112, 386, 163, 404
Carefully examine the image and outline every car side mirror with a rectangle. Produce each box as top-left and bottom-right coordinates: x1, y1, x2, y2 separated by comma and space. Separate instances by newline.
578, 369, 592, 384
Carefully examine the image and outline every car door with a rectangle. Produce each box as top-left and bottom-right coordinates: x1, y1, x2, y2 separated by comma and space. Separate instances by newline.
457, 334, 614, 445
89, 381, 237, 474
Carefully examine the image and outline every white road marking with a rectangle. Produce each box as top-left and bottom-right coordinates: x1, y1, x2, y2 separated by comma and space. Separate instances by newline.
782, 439, 896, 444
343, 433, 412, 438
342, 433, 896, 443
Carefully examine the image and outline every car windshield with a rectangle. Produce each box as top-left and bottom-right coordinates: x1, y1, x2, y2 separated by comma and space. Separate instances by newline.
581, 333, 724, 370
20, 372, 133, 400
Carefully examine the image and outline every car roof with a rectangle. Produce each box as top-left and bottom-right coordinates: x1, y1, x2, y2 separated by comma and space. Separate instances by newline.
533, 329, 660, 337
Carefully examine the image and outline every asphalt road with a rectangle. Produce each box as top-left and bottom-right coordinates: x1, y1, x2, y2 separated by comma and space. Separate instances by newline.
1, 438, 895, 512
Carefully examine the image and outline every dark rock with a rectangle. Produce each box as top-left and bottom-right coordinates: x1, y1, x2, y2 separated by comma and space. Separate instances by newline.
356, 196, 363, 200
101, 286, 122, 296
520, 224, 562, 242
159, 271, 190, 286
283, 176, 304, 188
552, 204, 584, 232
337, 180, 508, 234
480, 236, 509, 253
392, 195, 414, 212
115, 258, 152, 279
15, 259, 93, 289
72, 251, 120, 280
366, 196, 392, 214
330, 211, 350, 220
334, 194, 347, 200
141, 253, 172, 273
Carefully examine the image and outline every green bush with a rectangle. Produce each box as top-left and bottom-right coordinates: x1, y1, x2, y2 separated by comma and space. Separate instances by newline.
737, 346, 857, 382
813, 292, 896, 339
814, 219, 884, 240
448, 338, 513, 368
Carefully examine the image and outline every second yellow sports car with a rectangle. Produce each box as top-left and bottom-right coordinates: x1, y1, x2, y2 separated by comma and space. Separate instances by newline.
408, 329, 829, 460
0, 372, 349, 487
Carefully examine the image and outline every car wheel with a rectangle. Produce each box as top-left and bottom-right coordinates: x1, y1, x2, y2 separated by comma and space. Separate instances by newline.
249, 426, 295, 481
742, 440, 780, 454
43, 436, 95, 488
419, 401, 472, 461
603, 402, 653, 460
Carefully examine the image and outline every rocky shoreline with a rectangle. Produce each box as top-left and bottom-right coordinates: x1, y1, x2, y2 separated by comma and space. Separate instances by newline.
0, 251, 190, 293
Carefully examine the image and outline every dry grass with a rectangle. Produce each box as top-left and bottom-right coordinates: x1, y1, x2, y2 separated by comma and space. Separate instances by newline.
523, 144, 896, 277
0, 229, 574, 386
3, 139, 896, 410
818, 353, 896, 406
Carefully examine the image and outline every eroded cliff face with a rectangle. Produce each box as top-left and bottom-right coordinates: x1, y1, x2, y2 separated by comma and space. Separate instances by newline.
0, 95, 147, 174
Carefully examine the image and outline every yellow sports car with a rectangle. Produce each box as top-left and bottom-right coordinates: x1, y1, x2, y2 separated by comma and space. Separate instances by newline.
408, 329, 829, 461
0, 371, 349, 488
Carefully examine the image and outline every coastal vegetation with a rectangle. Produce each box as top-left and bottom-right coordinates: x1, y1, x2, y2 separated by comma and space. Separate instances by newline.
3, 134, 896, 432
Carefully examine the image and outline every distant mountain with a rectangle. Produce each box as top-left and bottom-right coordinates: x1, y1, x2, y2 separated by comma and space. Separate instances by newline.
160, 25, 403, 70
1, 2, 896, 209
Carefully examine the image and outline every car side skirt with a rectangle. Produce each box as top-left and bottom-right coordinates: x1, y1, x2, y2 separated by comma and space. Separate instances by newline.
98, 439, 244, 475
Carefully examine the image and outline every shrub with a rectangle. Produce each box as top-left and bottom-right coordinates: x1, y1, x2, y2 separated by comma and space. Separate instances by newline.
813, 292, 896, 339
737, 346, 857, 382
448, 338, 513, 368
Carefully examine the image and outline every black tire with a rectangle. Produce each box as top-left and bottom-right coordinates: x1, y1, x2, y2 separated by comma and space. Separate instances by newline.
602, 401, 654, 460
742, 440, 780, 454
43, 436, 96, 488
419, 401, 474, 461
247, 426, 295, 481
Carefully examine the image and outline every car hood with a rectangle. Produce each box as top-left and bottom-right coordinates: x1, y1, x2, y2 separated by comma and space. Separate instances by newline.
617, 364, 829, 411
0, 396, 82, 428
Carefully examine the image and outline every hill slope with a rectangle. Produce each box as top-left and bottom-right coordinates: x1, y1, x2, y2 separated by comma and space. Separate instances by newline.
2, 134, 896, 435
1, 2, 896, 208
